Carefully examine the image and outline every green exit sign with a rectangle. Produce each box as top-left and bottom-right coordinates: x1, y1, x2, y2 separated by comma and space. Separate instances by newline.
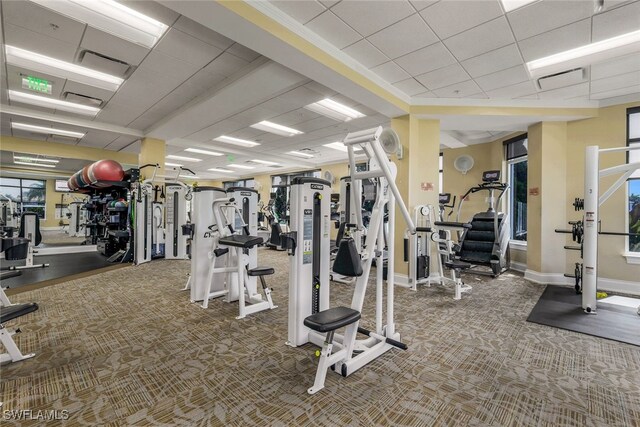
21, 76, 52, 94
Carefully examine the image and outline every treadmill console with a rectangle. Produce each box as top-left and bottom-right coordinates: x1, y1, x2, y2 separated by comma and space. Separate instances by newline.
482, 170, 501, 183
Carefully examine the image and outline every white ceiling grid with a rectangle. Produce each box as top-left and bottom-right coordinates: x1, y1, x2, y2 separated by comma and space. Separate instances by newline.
271, 0, 640, 101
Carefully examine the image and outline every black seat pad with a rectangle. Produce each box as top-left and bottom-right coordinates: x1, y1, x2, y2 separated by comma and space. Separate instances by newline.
1, 302, 39, 324
332, 238, 363, 277
304, 306, 361, 333
218, 235, 263, 248
247, 266, 274, 276
435, 221, 472, 229
445, 260, 472, 270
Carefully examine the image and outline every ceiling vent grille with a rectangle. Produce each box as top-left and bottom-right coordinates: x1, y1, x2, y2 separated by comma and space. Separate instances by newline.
63, 91, 104, 107
78, 50, 132, 78
537, 68, 587, 91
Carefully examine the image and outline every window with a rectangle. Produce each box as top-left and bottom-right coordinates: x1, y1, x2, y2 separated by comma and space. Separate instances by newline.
223, 178, 255, 190
627, 107, 640, 252
505, 134, 528, 242
0, 177, 47, 219
439, 153, 443, 193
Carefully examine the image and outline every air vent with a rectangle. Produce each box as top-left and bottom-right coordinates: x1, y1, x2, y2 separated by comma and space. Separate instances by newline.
537, 68, 586, 91
268, 165, 283, 169
78, 50, 132, 77
47, 135, 81, 144
63, 92, 104, 108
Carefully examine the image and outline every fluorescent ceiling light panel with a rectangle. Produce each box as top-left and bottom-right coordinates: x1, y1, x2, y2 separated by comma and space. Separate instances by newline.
164, 162, 183, 167
323, 142, 363, 153
5, 45, 124, 92
166, 155, 202, 162
13, 156, 59, 163
250, 121, 303, 137
12, 122, 85, 138
213, 135, 260, 147
30, 0, 168, 48
208, 168, 234, 173
251, 159, 279, 166
227, 164, 255, 170
185, 148, 223, 156
14, 161, 56, 168
305, 99, 365, 122
8, 90, 100, 116
500, 0, 538, 12
527, 29, 640, 77
287, 151, 314, 159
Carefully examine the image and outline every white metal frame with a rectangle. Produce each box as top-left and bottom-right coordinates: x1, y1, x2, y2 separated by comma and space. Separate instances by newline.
400, 205, 434, 291
0, 287, 36, 364
582, 145, 640, 313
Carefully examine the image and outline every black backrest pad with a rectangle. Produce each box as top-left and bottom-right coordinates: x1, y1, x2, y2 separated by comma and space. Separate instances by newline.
19, 212, 42, 246
332, 238, 363, 277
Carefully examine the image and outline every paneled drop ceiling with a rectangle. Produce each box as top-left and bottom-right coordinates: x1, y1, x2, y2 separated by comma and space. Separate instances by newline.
271, 0, 640, 101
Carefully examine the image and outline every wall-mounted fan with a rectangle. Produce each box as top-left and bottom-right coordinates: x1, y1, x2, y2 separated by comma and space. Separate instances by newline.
324, 170, 335, 184
379, 128, 403, 159
454, 154, 474, 175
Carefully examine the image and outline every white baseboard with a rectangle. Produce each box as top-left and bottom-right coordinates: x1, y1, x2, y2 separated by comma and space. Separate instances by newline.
394, 273, 409, 286
510, 261, 526, 273
41, 226, 65, 231
36, 245, 98, 255
524, 269, 640, 296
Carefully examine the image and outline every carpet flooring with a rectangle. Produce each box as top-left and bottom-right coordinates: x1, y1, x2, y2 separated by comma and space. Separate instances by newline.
1, 248, 639, 426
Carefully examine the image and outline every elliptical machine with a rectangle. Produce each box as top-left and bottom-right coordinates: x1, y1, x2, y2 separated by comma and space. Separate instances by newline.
456, 170, 511, 276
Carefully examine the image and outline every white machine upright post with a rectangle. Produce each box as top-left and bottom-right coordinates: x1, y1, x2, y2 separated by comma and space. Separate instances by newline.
403, 205, 434, 291
582, 146, 599, 312
188, 187, 228, 303
165, 184, 189, 259
226, 187, 259, 301
286, 178, 331, 347
134, 182, 153, 265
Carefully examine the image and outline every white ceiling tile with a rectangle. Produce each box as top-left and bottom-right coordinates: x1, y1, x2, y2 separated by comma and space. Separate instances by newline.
432, 80, 482, 98
272, 108, 321, 126
590, 53, 640, 80
172, 16, 235, 50
120, 140, 141, 153
342, 39, 389, 68
304, 81, 338, 98
330, 1, 415, 37
138, 50, 200, 81
461, 44, 524, 78
279, 85, 325, 106
507, 0, 594, 40
119, 1, 179, 27
4, 23, 78, 62
80, 130, 119, 148
420, 0, 503, 39
319, 0, 340, 7
414, 90, 436, 98
295, 116, 337, 132
2, 1, 85, 46
593, 1, 640, 41
466, 92, 489, 99
415, 63, 470, 90
538, 82, 589, 99
395, 42, 456, 76
367, 14, 438, 59
474, 65, 529, 92
105, 136, 138, 151
271, 0, 326, 24
95, 102, 146, 126
443, 17, 514, 61
485, 80, 537, 98
226, 43, 261, 63
155, 28, 224, 68
81, 27, 150, 66
392, 78, 428, 96
518, 19, 591, 62
590, 85, 640, 100
202, 52, 250, 77
409, 0, 439, 11
258, 98, 300, 115
305, 11, 362, 49
591, 71, 640, 94
371, 61, 411, 83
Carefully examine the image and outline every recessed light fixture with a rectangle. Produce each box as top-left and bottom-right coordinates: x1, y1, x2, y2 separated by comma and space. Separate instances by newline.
250, 121, 303, 137
305, 99, 365, 122
287, 150, 314, 159
166, 155, 202, 162
185, 148, 223, 156
213, 135, 260, 147
208, 168, 234, 173
526, 29, 640, 77
251, 159, 279, 166
5, 45, 124, 92
12, 122, 85, 138
13, 156, 59, 164
323, 142, 364, 153
30, 0, 168, 48
500, 0, 538, 13
164, 162, 183, 167
227, 164, 255, 170
8, 90, 101, 116
14, 161, 57, 168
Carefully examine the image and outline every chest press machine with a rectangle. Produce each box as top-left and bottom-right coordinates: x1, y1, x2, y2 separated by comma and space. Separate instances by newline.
281, 126, 417, 395
186, 186, 276, 319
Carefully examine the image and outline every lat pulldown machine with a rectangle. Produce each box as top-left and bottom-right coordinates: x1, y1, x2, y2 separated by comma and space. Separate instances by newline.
282, 126, 417, 394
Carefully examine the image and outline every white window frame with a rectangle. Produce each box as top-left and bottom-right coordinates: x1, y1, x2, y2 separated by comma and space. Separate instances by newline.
507, 155, 527, 245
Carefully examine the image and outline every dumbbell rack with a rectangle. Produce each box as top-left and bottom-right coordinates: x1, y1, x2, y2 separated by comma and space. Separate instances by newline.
555, 198, 584, 294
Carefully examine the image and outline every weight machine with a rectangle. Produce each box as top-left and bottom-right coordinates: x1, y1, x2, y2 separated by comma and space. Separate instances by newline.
0, 195, 19, 231
66, 196, 88, 238
282, 126, 416, 394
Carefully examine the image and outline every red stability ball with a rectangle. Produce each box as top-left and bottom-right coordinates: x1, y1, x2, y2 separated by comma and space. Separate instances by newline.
89, 160, 125, 186
67, 176, 76, 191
81, 165, 91, 185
